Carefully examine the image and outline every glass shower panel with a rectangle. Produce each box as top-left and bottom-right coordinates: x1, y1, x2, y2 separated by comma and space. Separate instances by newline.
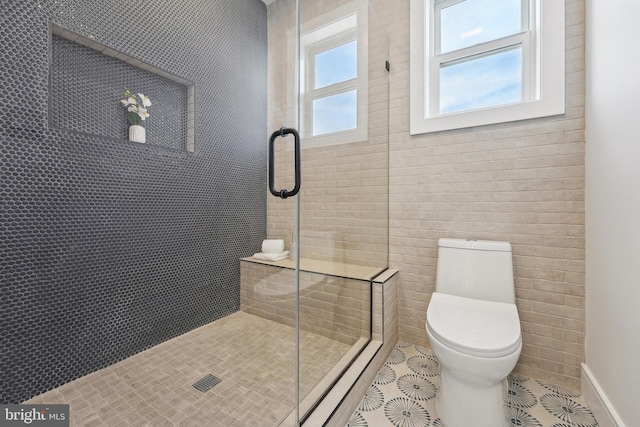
264, 0, 299, 425
266, 0, 388, 423
298, 273, 371, 416
296, 0, 390, 422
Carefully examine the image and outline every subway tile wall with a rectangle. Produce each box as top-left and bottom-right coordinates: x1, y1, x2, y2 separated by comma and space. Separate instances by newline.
266, 0, 586, 390
375, 0, 586, 389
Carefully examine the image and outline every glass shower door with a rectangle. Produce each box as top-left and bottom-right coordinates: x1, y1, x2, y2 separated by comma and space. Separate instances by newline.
297, 0, 390, 422
267, 0, 389, 423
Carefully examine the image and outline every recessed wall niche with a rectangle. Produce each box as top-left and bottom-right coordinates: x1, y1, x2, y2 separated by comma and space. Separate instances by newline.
49, 24, 195, 152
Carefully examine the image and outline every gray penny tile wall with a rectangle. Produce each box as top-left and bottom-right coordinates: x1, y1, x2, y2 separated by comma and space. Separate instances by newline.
0, 0, 267, 403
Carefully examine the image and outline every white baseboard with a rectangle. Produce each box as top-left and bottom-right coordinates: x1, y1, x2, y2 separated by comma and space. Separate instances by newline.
581, 363, 626, 427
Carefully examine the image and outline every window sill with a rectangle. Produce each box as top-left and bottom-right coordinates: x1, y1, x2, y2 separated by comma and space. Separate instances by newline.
410, 97, 565, 135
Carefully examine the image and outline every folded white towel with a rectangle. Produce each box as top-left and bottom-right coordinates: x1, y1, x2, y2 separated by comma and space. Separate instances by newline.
261, 239, 285, 254
252, 251, 290, 262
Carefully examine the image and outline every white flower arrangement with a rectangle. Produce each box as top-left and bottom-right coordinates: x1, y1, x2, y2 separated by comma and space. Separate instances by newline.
120, 88, 151, 126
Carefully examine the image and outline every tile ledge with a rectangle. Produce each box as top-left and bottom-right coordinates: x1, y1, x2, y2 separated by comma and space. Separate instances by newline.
241, 256, 386, 282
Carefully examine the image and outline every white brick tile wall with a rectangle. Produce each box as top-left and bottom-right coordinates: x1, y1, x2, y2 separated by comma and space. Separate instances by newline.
267, 0, 585, 390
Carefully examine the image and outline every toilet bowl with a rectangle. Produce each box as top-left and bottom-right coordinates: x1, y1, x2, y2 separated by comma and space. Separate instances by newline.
426, 238, 522, 427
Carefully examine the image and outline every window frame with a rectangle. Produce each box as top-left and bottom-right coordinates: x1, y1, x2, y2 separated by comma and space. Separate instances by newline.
300, 3, 368, 146
410, 0, 565, 134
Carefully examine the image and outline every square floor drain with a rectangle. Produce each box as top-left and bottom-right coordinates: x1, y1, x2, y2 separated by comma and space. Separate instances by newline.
193, 374, 221, 393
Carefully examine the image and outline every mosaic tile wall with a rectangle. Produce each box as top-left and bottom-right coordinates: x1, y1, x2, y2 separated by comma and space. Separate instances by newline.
0, 0, 267, 404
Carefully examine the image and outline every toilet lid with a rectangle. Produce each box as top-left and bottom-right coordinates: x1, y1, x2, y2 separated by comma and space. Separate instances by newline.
426, 292, 521, 358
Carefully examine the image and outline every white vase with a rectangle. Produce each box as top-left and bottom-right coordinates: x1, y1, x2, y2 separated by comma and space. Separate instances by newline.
129, 125, 146, 143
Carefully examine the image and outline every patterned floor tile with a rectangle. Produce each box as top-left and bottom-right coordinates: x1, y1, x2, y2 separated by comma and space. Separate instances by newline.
348, 343, 598, 427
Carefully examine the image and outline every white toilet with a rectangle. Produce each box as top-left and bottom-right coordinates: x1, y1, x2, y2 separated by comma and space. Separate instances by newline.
426, 238, 522, 427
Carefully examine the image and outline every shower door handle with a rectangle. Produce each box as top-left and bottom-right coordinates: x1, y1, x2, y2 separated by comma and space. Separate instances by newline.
268, 127, 301, 199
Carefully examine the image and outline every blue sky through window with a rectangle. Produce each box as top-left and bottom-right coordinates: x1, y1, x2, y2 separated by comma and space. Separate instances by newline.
438, 0, 525, 114
313, 90, 357, 135
315, 40, 357, 89
439, 47, 522, 114
440, 0, 522, 54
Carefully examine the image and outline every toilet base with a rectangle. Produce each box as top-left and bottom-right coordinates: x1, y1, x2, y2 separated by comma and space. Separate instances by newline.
436, 367, 509, 427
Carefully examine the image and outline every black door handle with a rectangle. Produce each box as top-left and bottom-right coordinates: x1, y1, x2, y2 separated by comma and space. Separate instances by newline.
268, 127, 301, 199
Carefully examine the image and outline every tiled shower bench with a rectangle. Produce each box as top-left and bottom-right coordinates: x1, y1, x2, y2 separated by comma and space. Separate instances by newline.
240, 257, 398, 425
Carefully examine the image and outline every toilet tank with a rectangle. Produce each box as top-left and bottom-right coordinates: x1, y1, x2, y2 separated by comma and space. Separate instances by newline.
435, 238, 515, 304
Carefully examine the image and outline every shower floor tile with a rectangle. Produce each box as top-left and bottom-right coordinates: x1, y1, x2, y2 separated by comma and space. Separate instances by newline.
348, 343, 599, 427
27, 312, 350, 426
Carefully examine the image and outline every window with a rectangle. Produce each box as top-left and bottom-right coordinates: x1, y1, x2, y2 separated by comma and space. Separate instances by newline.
300, 4, 368, 146
309, 37, 358, 136
410, 0, 565, 134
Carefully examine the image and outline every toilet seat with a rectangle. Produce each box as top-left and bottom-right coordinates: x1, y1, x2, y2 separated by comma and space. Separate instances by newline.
427, 292, 521, 358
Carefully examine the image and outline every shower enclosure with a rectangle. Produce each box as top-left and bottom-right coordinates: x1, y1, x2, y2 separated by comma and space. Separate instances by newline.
2, 0, 388, 424
258, 0, 390, 423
